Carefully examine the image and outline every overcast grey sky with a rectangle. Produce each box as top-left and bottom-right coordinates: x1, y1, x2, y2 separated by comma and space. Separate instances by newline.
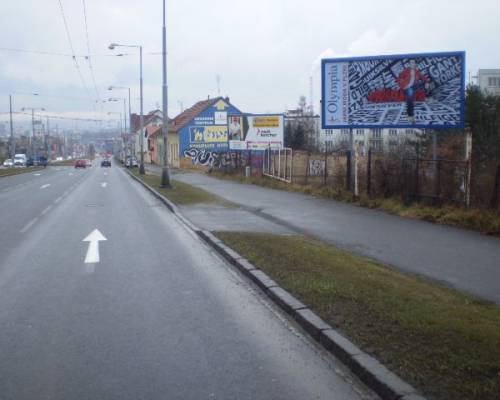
1, 0, 498, 129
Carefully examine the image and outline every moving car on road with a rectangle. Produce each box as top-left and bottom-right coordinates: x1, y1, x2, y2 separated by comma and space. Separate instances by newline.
101, 159, 111, 167
74, 159, 86, 169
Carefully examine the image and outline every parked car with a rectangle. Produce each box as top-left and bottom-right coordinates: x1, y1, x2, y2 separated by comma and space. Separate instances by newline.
101, 159, 111, 168
14, 154, 27, 167
74, 159, 86, 169
3, 159, 13, 167
85, 159, 92, 167
125, 157, 138, 168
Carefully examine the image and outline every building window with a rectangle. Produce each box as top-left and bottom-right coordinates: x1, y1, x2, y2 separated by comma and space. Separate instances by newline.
406, 129, 414, 135
389, 129, 398, 136
372, 129, 382, 138
341, 129, 350, 135
356, 129, 364, 135
488, 77, 500, 87
370, 140, 382, 151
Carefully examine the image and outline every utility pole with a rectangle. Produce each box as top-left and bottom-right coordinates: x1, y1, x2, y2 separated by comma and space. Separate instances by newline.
46, 116, 51, 161
161, 0, 171, 187
9, 95, 15, 159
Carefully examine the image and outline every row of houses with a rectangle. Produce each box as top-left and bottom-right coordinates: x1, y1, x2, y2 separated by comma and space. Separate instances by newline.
124, 96, 241, 168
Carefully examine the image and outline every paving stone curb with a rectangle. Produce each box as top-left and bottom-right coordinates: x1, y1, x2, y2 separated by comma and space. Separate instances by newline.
126, 168, 427, 400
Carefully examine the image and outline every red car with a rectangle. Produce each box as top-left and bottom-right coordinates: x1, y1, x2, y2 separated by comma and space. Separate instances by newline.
74, 159, 86, 168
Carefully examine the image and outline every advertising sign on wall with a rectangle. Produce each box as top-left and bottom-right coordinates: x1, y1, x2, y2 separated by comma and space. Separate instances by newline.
189, 125, 228, 150
228, 114, 284, 150
321, 51, 465, 129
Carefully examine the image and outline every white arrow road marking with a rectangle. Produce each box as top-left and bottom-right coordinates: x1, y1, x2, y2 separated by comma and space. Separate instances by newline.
34, 173, 41, 176
40, 184, 50, 189
101, 182, 108, 188
83, 229, 107, 264
104, 172, 108, 176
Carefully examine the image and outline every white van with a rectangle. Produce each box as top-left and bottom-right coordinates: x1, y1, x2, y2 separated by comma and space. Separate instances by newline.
13, 154, 27, 167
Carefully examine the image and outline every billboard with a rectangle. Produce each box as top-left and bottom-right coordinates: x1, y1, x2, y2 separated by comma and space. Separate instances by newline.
321, 51, 465, 129
228, 114, 284, 150
189, 125, 228, 150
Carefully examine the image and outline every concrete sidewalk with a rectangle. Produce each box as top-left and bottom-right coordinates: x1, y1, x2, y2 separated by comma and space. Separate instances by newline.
145, 164, 500, 304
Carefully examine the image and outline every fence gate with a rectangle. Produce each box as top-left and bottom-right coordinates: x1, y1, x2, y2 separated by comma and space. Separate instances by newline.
263, 147, 292, 183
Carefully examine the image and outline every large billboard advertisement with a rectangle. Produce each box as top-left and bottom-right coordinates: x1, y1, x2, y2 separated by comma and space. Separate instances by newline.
228, 114, 284, 150
321, 51, 465, 129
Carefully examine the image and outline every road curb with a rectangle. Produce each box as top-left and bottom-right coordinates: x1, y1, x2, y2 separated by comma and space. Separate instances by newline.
125, 168, 427, 400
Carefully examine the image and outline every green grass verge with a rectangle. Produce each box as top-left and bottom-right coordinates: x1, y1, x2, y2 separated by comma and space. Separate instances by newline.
0, 167, 43, 177
215, 231, 500, 400
206, 170, 500, 236
130, 169, 233, 206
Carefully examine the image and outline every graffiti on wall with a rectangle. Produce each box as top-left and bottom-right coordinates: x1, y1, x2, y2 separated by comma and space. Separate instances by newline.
184, 148, 252, 169
309, 159, 326, 177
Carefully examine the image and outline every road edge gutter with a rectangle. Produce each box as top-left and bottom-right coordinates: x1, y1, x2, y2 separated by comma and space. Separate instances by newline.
125, 168, 427, 400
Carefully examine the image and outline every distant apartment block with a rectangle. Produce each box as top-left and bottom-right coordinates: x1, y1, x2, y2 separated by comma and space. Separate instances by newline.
477, 69, 500, 96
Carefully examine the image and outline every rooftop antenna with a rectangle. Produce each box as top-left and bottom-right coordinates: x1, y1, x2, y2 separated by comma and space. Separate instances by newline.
309, 76, 314, 114
216, 74, 221, 96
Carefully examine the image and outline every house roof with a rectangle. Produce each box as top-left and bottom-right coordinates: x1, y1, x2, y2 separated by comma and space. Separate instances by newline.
170, 96, 234, 133
146, 125, 162, 138
130, 110, 164, 133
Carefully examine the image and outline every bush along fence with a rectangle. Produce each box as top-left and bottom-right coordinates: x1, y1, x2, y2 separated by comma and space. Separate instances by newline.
181, 142, 500, 211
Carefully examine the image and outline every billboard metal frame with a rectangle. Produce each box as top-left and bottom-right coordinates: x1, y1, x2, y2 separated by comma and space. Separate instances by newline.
321, 51, 466, 130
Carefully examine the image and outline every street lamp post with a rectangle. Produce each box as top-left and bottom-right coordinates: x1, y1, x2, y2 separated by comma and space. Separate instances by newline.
161, 0, 171, 187
109, 43, 145, 174
21, 107, 45, 160
109, 86, 133, 159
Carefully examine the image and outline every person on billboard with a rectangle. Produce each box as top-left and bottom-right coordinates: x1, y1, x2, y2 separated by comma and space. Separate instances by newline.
228, 116, 242, 141
397, 59, 430, 124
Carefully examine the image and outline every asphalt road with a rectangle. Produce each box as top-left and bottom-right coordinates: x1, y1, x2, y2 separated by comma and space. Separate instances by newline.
0, 162, 376, 400
167, 170, 500, 304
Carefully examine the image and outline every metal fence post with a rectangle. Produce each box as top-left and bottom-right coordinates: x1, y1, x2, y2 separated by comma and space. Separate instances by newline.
367, 147, 372, 197
346, 150, 352, 191
414, 143, 420, 202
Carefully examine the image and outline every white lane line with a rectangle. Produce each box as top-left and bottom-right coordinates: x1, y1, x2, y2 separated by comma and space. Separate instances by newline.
69, 173, 74, 176
34, 173, 42, 176
101, 182, 108, 188
41, 205, 53, 215
40, 184, 51, 189
20, 217, 39, 233
54, 196, 63, 204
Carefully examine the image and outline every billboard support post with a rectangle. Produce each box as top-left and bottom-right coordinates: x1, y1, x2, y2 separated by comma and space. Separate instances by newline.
414, 143, 420, 202
465, 130, 472, 208
354, 144, 359, 197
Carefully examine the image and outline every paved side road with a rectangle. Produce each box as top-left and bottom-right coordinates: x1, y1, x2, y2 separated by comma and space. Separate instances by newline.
0, 162, 377, 400
158, 168, 500, 304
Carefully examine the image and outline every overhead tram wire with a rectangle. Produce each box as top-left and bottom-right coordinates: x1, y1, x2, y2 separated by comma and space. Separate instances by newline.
0, 47, 131, 57
81, 0, 100, 103
57, 0, 94, 105
1, 111, 122, 123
